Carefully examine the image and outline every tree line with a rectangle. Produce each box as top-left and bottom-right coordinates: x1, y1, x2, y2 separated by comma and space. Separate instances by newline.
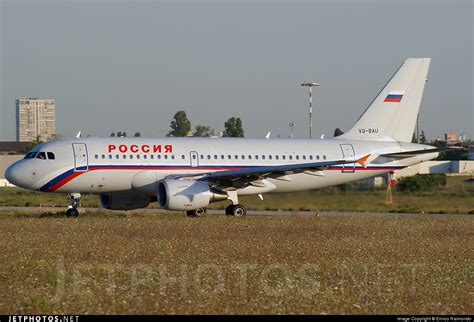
112, 111, 244, 138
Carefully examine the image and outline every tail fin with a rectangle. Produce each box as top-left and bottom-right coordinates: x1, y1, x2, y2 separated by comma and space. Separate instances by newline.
340, 58, 431, 142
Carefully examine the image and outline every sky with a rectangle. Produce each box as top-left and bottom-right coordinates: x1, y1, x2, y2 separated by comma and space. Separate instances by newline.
0, 0, 472, 141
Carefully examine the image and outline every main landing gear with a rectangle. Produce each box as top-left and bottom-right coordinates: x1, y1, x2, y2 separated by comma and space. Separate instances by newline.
186, 208, 207, 218
225, 204, 247, 217
66, 193, 81, 217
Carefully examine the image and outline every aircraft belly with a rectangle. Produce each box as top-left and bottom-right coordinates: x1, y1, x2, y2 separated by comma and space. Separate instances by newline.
269, 169, 387, 193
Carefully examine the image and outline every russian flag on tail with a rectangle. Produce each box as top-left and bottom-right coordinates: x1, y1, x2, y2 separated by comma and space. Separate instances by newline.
384, 91, 404, 103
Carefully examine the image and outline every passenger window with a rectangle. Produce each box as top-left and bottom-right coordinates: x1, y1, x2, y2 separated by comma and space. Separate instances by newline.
36, 152, 46, 160
323, 155, 327, 160
248, 155, 252, 160
122, 155, 126, 159
150, 155, 154, 159
47, 152, 55, 160
182, 155, 186, 160
214, 155, 217, 160
171, 155, 175, 160
316, 155, 320, 160
282, 155, 286, 160
255, 155, 259, 160
102, 155, 105, 159
269, 155, 272, 160
200, 155, 204, 160
234, 155, 238, 159
275, 155, 279, 160
289, 155, 293, 160
143, 155, 147, 159
130, 155, 133, 159
207, 155, 211, 160
192, 155, 196, 160
241, 155, 245, 160
94, 154, 98, 159
296, 155, 299, 160
221, 155, 225, 160
164, 155, 168, 160
303, 155, 306, 160
109, 155, 112, 159
115, 155, 119, 159
262, 155, 266, 160
228, 155, 231, 160
157, 155, 161, 159
309, 155, 313, 160
137, 155, 140, 159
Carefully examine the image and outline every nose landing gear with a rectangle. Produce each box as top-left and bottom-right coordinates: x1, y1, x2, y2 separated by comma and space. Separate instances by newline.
66, 193, 81, 217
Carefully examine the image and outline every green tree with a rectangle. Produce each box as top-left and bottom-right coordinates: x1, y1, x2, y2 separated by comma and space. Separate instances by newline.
224, 117, 244, 137
169, 111, 191, 137
20, 137, 42, 154
194, 125, 211, 137
419, 130, 427, 144
134, 132, 141, 137
333, 128, 344, 137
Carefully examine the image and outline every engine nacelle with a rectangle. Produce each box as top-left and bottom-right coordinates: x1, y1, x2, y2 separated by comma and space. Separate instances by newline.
100, 193, 151, 210
157, 179, 226, 211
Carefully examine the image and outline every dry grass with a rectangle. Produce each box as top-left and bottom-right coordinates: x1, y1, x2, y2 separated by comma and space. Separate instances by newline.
0, 211, 472, 314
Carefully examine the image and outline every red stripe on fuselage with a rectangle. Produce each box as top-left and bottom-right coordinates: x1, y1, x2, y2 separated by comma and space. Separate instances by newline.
44, 166, 404, 192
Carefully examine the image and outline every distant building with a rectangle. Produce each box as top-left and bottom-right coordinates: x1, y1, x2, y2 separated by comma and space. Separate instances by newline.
16, 98, 56, 142
444, 133, 458, 146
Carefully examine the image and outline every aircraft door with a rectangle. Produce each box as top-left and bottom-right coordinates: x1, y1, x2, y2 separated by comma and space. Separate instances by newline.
340, 144, 355, 173
72, 143, 89, 172
190, 151, 199, 167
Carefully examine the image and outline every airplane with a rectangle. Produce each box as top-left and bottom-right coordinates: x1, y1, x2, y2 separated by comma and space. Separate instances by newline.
5, 58, 447, 217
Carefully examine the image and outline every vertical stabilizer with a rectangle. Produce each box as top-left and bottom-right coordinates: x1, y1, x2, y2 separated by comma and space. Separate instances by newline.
340, 58, 431, 142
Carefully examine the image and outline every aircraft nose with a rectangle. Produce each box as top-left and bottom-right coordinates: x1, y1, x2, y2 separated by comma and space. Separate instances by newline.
5, 161, 34, 189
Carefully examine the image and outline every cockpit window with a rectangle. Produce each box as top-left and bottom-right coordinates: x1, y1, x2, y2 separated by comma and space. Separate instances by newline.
36, 152, 47, 160
24, 152, 37, 159
47, 152, 55, 160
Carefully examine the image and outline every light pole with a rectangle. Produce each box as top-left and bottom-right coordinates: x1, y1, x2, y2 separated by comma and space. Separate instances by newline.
301, 82, 320, 138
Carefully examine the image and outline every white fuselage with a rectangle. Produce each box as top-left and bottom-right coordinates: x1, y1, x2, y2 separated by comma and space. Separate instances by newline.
5, 137, 437, 196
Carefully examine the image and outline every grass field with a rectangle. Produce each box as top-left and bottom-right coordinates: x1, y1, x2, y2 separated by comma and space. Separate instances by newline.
1, 176, 473, 214
0, 211, 472, 314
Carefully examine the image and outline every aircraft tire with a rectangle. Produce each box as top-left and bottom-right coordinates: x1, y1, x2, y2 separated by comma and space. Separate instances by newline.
186, 208, 206, 218
225, 204, 235, 216
66, 208, 79, 217
232, 204, 246, 217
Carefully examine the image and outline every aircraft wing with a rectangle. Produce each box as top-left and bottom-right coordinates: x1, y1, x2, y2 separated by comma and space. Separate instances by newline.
173, 155, 370, 189
380, 147, 464, 159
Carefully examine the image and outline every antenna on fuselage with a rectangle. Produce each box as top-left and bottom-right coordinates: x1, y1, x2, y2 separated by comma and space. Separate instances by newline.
265, 131, 271, 139
75, 131, 82, 138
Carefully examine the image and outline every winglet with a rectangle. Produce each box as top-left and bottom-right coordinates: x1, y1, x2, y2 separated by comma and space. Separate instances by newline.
356, 154, 370, 168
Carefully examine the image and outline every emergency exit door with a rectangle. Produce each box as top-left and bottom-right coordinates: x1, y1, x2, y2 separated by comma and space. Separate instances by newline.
190, 151, 199, 167
72, 143, 88, 171
340, 144, 355, 173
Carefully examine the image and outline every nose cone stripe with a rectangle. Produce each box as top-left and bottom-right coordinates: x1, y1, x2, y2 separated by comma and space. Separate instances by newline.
39, 169, 83, 192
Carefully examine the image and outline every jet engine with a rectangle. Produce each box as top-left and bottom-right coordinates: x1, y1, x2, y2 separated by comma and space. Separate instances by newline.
157, 179, 227, 211
100, 193, 151, 210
